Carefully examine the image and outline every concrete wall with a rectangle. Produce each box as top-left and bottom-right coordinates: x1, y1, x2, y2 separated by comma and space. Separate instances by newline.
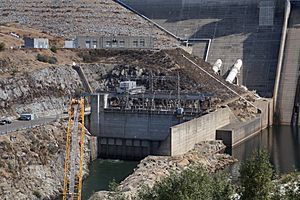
170, 107, 232, 155
90, 93, 180, 159
98, 111, 179, 140
254, 98, 273, 129
217, 99, 273, 146
121, 0, 284, 97
88, 135, 98, 161
275, 5, 300, 125
123, 0, 268, 6
216, 116, 262, 146
90, 94, 101, 135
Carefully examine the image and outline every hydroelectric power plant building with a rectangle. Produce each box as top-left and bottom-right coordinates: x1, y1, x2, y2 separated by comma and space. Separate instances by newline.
70, 0, 300, 159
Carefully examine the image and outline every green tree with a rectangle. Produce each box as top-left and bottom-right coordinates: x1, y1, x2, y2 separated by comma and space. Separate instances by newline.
240, 150, 274, 200
137, 166, 233, 200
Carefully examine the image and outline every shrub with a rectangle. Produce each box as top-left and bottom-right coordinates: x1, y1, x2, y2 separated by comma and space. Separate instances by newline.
50, 46, 57, 53
239, 150, 274, 200
48, 56, 58, 64
36, 54, 57, 64
33, 190, 42, 198
107, 179, 126, 200
10, 66, 18, 75
37, 54, 48, 62
272, 173, 300, 200
0, 42, 5, 51
137, 166, 233, 200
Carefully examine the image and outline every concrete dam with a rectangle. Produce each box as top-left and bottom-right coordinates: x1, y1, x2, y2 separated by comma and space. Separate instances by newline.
120, 0, 284, 98
119, 0, 300, 125
275, 1, 300, 125
83, 0, 300, 160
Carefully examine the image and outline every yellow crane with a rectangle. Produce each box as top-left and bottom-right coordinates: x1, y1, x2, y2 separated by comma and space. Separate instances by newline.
62, 98, 85, 200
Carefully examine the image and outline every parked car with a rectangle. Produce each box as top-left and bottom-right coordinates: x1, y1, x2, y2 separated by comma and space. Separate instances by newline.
0, 119, 12, 125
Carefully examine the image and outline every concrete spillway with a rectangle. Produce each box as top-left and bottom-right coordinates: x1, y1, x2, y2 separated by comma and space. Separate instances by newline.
276, 5, 300, 125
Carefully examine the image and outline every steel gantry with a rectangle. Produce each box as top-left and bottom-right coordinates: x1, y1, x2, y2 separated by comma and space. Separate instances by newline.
62, 98, 85, 200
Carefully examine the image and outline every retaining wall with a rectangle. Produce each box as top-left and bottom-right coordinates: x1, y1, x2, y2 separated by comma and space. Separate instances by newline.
216, 117, 262, 146
216, 99, 272, 146
170, 107, 232, 156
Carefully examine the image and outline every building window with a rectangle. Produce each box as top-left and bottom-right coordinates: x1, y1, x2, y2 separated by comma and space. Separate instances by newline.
112, 39, 118, 48
92, 41, 97, 49
133, 40, 138, 47
38, 41, 44, 48
106, 41, 112, 47
85, 41, 91, 48
140, 39, 145, 47
119, 41, 125, 47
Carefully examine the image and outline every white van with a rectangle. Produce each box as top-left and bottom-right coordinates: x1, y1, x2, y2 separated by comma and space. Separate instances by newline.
19, 113, 36, 121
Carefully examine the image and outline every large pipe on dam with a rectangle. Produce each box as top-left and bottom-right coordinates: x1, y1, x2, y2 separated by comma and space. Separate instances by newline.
212, 59, 222, 74
225, 59, 243, 84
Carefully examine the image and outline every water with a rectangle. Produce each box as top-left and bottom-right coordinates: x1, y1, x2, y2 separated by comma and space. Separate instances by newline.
82, 126, 300, 199
81, 159, 138, 200
228, 125, 300, 180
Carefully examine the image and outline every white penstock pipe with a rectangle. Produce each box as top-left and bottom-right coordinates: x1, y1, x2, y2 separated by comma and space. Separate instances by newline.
226, 59, 243, 84
212, 59, 222, 74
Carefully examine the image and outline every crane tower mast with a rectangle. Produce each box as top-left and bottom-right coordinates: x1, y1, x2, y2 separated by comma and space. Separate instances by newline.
62, 98, 85, 200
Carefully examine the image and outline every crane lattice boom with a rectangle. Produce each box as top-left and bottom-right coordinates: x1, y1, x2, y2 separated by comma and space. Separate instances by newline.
62, 98, 85, 200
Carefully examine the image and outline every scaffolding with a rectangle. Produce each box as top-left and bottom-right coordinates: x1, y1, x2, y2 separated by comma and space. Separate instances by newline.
62, 98, 85, 200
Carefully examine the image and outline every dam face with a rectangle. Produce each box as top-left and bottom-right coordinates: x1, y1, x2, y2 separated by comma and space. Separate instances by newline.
120, 0, 284, 97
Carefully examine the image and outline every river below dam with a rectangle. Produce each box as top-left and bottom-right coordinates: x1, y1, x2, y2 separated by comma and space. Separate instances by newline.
82, 125, 300, 200
229, 125, 300, 180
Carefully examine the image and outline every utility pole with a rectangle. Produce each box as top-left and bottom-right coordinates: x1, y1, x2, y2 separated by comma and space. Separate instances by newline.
177, 72, 181, 108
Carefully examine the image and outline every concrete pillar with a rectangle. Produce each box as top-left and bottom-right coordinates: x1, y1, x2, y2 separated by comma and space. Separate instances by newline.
99, 93, 108, 109
90, 93, 108, 136
89, 136, 98, 161
90, 94, 100, 135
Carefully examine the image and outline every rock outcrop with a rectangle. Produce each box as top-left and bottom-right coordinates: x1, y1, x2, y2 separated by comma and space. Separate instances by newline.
0, 121, 93, 200
0, 65, 83, 117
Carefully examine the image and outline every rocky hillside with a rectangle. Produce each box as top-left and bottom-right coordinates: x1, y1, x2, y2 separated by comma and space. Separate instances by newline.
0, 121, 93, 200
0, 65, 83, 117
0, 0, 179, 49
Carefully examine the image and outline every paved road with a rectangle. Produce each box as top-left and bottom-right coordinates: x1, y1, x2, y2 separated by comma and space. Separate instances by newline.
0, 117, 58, 135
0, 111, 91, 135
